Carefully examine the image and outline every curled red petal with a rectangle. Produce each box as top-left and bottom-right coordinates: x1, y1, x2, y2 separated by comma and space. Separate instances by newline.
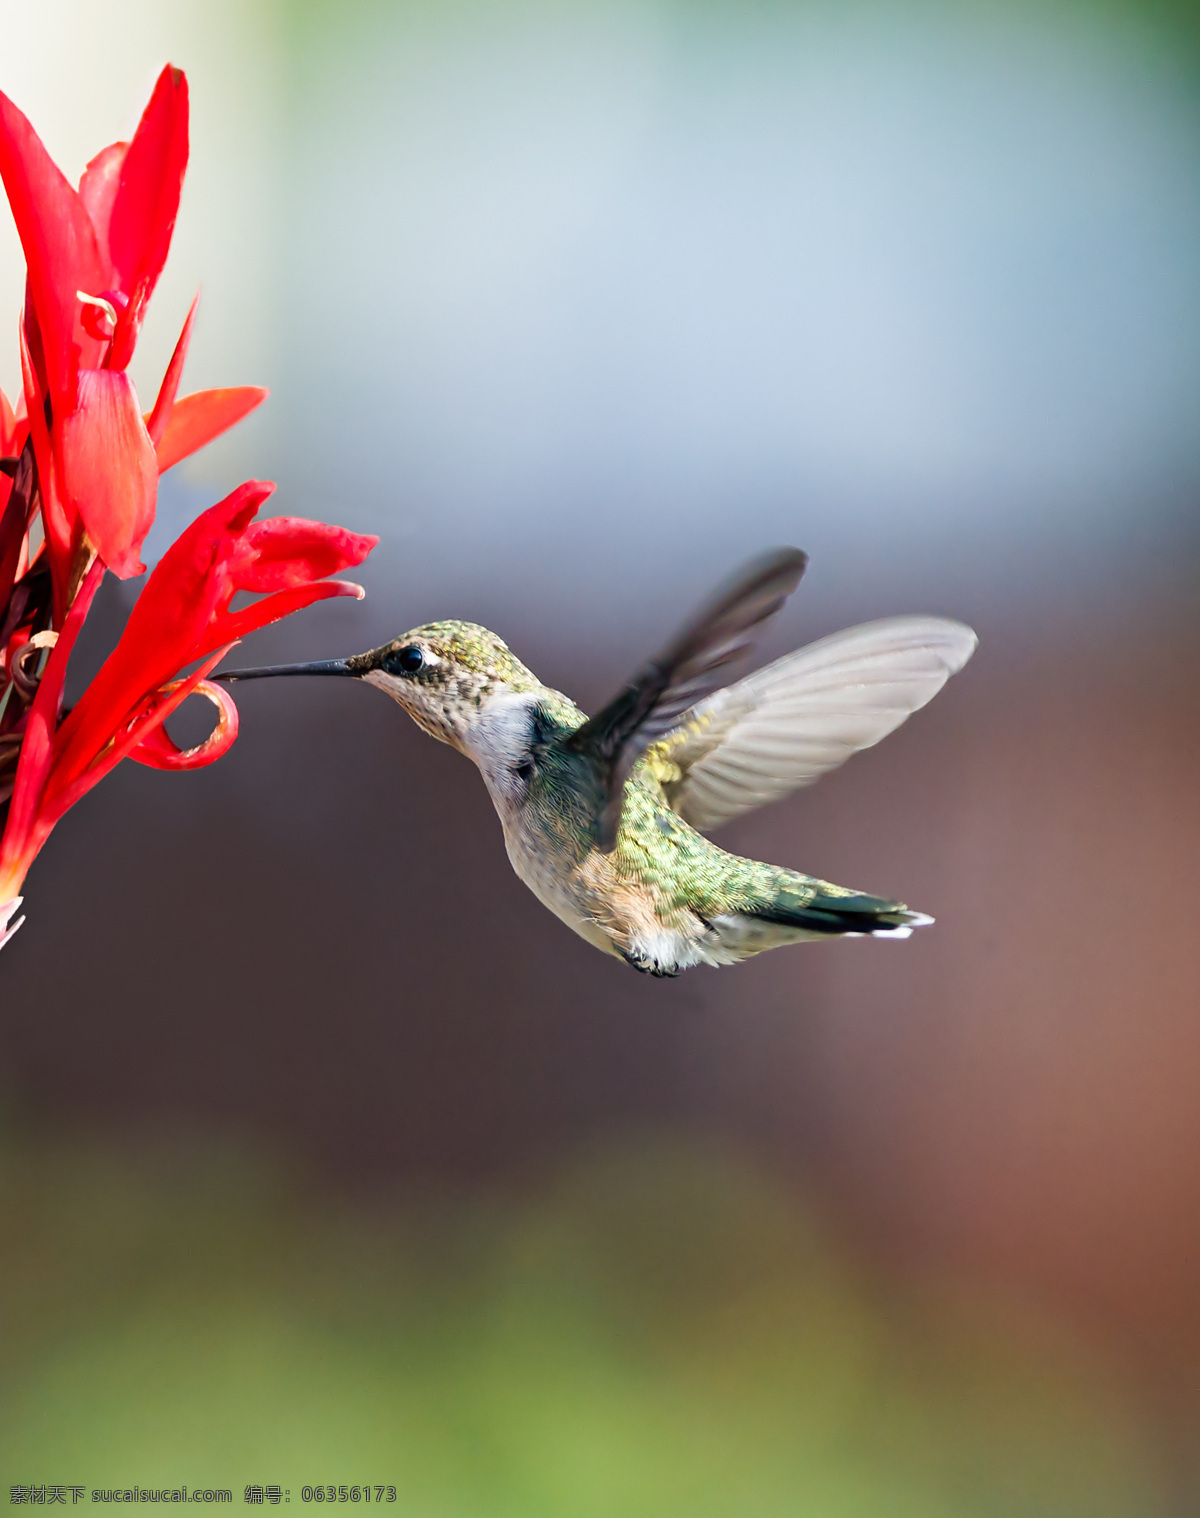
43, 645, 232, 823
108, 66, 189, 370
129, 677, 238, 770
0, 89, 108, 411
146, 292, 198, 447
233, 517, 380, 593
58, 369, 157, 579
78, 141, 127, 270
155, 386, 268, 473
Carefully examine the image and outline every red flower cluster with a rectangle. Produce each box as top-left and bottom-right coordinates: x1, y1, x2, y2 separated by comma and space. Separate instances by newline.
0, 67, 377, 944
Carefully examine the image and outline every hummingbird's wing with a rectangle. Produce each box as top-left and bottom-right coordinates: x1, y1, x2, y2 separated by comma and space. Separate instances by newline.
653, 616, 977, 834
565, 547, 809, 851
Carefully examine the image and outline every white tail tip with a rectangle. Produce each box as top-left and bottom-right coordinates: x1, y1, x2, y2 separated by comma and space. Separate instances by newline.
870, 910, 934, 940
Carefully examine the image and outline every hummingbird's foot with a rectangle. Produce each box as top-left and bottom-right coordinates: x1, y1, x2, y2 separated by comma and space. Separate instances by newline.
620, 948, 680, 978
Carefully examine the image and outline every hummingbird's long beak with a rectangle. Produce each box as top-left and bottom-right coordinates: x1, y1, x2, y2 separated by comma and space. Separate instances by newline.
214, 658, 359, 682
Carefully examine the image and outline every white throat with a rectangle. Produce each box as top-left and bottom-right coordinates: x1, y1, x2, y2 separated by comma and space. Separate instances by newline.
460, 691, 541, 818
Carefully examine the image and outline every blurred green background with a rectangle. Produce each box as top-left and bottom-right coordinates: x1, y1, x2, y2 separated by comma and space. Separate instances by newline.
0, 1131, 1171, 1514
2, 0, 1200, 1511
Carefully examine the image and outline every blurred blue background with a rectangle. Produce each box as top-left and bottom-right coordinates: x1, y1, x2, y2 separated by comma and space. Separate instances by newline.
1, 0, 1199, 1509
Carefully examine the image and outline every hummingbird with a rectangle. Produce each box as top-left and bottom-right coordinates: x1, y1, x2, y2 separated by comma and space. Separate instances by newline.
218, 550, 976, 976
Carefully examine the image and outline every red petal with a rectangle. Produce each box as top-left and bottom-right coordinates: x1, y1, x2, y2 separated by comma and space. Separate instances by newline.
0, 89, 107, 410
146, 292, 198, 446
0, 384, 21, 456
78, 141, 127, 269
107, 66, 189, 369
0, 387, 20, 522
0, 443, 35, 608
58, 369, 157, 579
201, 578, 366, 659
49, 481, 274, 786
129, 677, 238, 770
232, 517, 380, 592
19, 324, 73, 622
155, 387, 268, 473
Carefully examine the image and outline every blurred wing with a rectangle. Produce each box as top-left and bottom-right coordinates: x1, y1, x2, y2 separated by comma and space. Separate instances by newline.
566, 547, 808, 851
655, 616, 977, 833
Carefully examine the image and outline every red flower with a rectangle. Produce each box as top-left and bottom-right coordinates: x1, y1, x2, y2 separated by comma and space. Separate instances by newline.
0, 64, 266, 602
0, 481, 377, 913
0, 69, 381, 947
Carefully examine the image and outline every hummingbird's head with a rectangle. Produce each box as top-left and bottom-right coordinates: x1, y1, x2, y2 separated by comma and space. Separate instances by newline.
216, 620, 556, 766
343, 620, 544, 753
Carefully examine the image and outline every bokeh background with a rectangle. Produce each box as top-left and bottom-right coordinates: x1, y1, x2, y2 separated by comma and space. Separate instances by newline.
2, 0, 1200, 1510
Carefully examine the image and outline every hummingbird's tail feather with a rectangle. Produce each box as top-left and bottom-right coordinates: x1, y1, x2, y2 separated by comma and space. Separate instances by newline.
744, 885, 933, 940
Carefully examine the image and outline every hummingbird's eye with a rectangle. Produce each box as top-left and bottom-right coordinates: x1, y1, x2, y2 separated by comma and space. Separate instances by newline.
389, 644, 425, 675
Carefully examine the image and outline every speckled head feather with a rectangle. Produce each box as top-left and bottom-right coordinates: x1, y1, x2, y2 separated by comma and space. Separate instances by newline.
349, 620, 545, 750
